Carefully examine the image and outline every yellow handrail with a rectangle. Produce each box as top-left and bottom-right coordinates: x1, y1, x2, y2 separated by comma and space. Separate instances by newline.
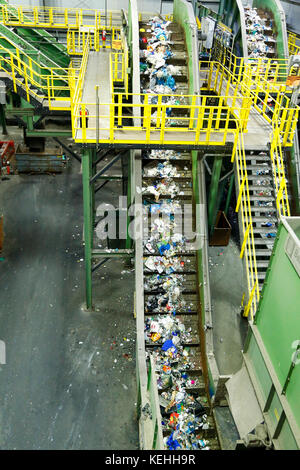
0, 4, 122, 30
0, 39, 75, 110
70, 34, 90, 136
288, 31, 300, 56
200, 57, 299, 146
67, 26, 121, 54
70, 89, 251, 145
269, 124, 291, 218
232, 127, 260, 320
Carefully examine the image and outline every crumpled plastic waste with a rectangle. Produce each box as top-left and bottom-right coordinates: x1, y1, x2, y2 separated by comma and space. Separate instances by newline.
145, 149, 181, 160
142, 179, 182, 200
143, 161, 181, 178
140, 20, 211, 452
142, 159, 188, 200
261, 221, 276, 228
256, 189, 272, 197
144, 309, 211, 450
144, 273, 184, 293
144, 256, 187, 274
255, 200, 273, 207
244, 6, 276, 59
139, 16, 180, 120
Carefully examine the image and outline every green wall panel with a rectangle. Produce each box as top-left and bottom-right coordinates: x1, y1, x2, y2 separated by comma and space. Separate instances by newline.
247, 333, 273, 402
278, 418, 298, 450
255, 219, 300, 430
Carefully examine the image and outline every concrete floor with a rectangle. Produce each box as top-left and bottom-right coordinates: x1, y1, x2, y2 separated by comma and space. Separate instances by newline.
0, 130, 139, 449
208, 238, 249, 376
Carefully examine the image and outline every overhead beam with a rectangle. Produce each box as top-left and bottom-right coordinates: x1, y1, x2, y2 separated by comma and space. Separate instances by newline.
26, 130, 72, 137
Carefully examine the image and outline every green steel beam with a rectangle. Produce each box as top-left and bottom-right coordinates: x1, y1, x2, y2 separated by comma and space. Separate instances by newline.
208, 155, 223, 233
224, 172, 235, 216
225, 0, 233, 26
5, 108, 34, 116
0, 104, 7, 135
92, 249, 133, 258
82, 147, 93, 310
26, 130, 72, 137
126, 151, 133, 250
218, 0, 226, 18
230, 2, 239, 31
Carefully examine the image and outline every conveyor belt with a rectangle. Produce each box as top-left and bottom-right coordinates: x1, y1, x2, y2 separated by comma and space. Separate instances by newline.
139, 17, 220, 451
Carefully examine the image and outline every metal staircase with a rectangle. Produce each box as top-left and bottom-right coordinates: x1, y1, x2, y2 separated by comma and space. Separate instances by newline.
244, 146, 291, 290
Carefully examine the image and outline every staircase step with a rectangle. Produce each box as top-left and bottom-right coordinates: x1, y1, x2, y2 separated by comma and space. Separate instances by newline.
256, 260, 270, 268
255, 248, 273, 256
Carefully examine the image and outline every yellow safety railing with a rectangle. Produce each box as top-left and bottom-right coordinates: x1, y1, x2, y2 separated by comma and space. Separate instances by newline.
0, 4, 122, 30
288, 31, 300, 56
269, 124, 291, 218
70, 35, 90, 138
200, 57, 299, 146
200, 60, 250, 102
123, 32, 129, 100
110, 50, 129, 98
138, 12, 173, 22
232, 127, 260, 320
68, 60, 80, 100
0, 39, 74, 110
71, 91, 251, 144
212, 38, 289, 82
67, 26, 121, 55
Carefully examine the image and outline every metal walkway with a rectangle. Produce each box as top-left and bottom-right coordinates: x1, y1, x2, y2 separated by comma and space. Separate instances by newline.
75, 50, 112, 142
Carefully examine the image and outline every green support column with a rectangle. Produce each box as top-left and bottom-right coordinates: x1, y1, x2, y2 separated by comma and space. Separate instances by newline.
225, 0, 232, 26
218, 0, 226, 18
0, 104, 7, 135
91, 146, 97, 231
82, 146, 93, 310
208, 155, 223, 234
224, 173, 235, 216
230, 2, 239, 31
126, 151, 132, 250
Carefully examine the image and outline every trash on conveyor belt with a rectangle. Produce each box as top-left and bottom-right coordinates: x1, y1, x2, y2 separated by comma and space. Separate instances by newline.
142, 180, 182, 200
244, 5, 276, 59
144, 255, 187, 274
143, 161, 181, 178
139, 21, 215, 450
145, 149, 181, 160
139, 16, 181, 121
147, 342, 211, 450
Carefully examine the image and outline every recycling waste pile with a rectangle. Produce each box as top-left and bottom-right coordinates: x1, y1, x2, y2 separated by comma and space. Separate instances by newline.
138, 17, 219, 450
139, 16, 189, 126
244, 5, 277, 59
